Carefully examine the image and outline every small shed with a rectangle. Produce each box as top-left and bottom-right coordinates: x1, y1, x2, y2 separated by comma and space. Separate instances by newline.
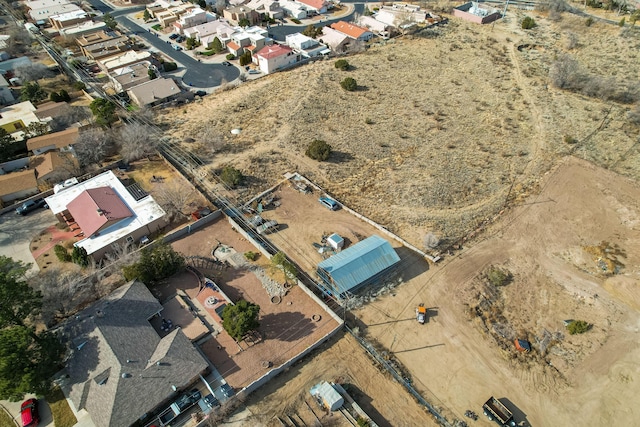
310, 381, 344, 411
327, 233, 344, 251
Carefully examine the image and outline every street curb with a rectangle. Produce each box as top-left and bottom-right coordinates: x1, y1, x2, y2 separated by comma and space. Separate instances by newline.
0, 403, 19, 427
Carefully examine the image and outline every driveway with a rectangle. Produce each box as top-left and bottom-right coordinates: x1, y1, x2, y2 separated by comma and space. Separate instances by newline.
1, 396, 54, 427
0, 209, 55, 275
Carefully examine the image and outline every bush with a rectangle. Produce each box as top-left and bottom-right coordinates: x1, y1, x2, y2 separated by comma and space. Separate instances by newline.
239, 51, 252, 66
334, 59, 349, 70
521, 16, 536, 29
340, 77, 357, 91
220, 165, 243, 187
563, 135, 578, 144
244, 251, 258, 261
226, 53, 235, 60
585, 17, 594, 26
291, 18, 301, 24
72, 81, 86, 91
54, 245, 71, 262
305, 139, 332, 161
618, 17, 625, 27
485, 266, 512, 287
567, 320, 590, 335
71, 246, 89, 267
163, 62, 177, 72
122, 242, 185, 285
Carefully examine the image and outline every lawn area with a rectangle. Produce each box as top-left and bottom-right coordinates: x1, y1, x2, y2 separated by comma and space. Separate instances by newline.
0, 409, 16, 427
45, 386, 77, 427
151, 24, 162, 30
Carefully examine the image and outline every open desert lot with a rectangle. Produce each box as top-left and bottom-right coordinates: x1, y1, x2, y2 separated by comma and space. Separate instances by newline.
355, 157, 640, 426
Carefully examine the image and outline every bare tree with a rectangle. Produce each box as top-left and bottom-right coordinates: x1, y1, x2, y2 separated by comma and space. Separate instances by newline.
423, 232, 440, 250
155, 180, 197, 221
118, 122, 158, 162
49, 106, 92, 131
14, 63, 53, 82
394, 10, 417, 36
32, 267, 77, 326
74, 127, 115, 168
549, 54, 582, 89
5, 28, 32, 56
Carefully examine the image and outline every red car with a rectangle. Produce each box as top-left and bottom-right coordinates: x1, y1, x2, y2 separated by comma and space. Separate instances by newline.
20, 398, 39, 427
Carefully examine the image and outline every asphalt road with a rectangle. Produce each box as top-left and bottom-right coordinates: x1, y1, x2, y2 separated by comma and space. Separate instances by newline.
84, 0, 239, 88
0, 208, 54, 275
267, 3, 364, 41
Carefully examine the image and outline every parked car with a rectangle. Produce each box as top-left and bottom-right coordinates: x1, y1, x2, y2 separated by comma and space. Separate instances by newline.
172, 389, 202, 413
173, 44, 182, 51
220, 383, 234, 398
169, 33, 179, 39
222, 61, 232, 66
16, 198, 48, 215
176, 36, 186, 43
319, 196, 339, 211
202, 393, 220, 408
194, 90, 207, 97
248, 69, 261, 74
20, 398, 39, 427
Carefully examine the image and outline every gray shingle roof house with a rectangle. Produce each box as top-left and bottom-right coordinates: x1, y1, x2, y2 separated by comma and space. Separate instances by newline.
61, 281, 209, 427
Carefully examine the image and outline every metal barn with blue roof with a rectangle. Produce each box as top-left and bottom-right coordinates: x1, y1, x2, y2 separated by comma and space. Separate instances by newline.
317, 235, 400, 297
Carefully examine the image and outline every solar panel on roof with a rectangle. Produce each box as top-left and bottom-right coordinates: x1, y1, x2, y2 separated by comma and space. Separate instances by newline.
126, 183, 148, 201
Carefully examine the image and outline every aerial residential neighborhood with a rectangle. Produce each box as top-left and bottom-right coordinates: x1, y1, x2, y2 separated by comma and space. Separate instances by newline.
0, 0, 639, 426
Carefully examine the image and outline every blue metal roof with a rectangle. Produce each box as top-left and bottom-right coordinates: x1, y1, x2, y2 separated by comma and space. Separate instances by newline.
317, 235, 400, 295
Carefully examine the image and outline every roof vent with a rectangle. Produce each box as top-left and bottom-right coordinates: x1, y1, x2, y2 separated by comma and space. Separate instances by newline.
97, 208, 103, 215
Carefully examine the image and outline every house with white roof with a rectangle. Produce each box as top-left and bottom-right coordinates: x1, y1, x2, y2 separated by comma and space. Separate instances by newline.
97, 50, 152, 73
49, 9, 90, 30
279, 0, 308, 19
318, 26, 360, 53
357, 15, 388, 36
246, 0, 284, 19
45, 170, 168, 260
285, 32, 326, 57
226, 26, 271, 56
183, 19, 235, 47
29, 3, 83, 21
256, 44, 299, 74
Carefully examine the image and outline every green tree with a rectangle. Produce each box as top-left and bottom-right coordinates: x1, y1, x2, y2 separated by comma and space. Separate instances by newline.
238, 17, 250, 27
0, 129, 25, 162
122, 242, 185, 285
305, 139, 332, 161
20, 82, 47, 103
221, 299, 260, 341
148, 68, 157, 79
211, 37, 223, 53
103, 13, 118, 30
71, 246, 89, 267
522, 16, 536, 29
54, 245, 71, 262
226, 53, 235, 60
163, 62, 178, 71
239, 50, 252, 66
220, 165, 243, 187
89, 98, 117, 127
302, 24, 322, 38
143, 9, 151, 22
186, 37, 199, 50
340, 77, 357, 91
198, 0, 206, 7
567, 320, 590, 335
618, 17, 625, 26
334, 59, 349, 71
0, 257, 65, 400
270, 251, 297, 283
59, 89, 71, 102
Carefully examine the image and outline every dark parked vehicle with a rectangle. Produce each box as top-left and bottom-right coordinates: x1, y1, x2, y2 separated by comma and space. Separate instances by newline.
222, 61, 232, 66
169, 33, 179, 39
173, 389, 202, 412
16, 198, 48, 215
176, 36, 186, 43
203, 393, 219, 408
20, 398, 39, 427
194, 90, 207, 97
220, 383, 234, 398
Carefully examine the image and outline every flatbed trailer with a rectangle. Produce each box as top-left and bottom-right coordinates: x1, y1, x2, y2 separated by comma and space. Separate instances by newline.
483, 396, 516, 426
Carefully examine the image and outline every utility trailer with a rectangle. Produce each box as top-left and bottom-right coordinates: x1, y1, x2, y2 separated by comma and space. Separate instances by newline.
483, 396, 516, 426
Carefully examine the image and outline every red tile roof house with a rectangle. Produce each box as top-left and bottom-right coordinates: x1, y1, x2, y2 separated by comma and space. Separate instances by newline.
45, 170, 168, 260
295, 0, 329, 13
330, 21, 374, 41
256, 44, 299, 74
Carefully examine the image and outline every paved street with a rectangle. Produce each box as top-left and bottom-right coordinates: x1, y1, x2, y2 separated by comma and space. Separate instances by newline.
84, 0, 239, 88
0, 209, 55, 275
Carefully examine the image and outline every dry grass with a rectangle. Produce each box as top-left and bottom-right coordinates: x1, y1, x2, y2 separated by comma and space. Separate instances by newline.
44, 386, 77, 427
157, 12, 640, 249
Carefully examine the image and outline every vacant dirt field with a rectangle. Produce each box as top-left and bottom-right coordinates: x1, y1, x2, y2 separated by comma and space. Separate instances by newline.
239, 332, 438, 427
158, 11, 640, 251
355, 157, 640, 426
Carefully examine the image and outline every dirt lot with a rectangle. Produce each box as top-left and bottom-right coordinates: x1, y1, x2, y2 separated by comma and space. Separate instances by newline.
354, 157, 640, 426
239, 332, 438, 427
158, 11, 640, 250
